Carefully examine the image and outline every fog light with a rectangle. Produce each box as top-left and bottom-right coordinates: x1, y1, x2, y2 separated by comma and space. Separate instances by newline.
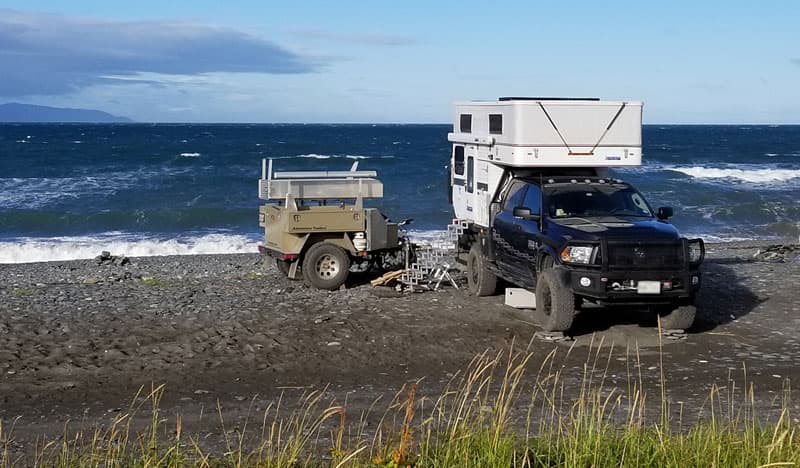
580, 277, 591, 287
691, 276, 699, 285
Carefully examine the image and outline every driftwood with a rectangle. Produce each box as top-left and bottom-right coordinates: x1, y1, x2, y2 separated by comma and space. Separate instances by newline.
370, 269, 406, 286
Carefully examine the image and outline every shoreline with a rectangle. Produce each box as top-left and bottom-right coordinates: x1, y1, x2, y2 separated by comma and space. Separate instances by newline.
1, 237, 797, 267
1, 241, 799, 458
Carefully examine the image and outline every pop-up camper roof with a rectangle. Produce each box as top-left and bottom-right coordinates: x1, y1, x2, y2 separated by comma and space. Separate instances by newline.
448, 97, 642, 167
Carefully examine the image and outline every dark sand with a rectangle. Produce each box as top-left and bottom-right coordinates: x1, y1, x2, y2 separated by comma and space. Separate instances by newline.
1, 242, 799, 458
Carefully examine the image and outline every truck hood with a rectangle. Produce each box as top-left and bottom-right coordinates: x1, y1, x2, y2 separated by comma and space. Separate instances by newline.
547, 216, 681, 242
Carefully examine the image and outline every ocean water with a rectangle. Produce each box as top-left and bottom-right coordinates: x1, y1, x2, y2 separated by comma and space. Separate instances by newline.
1, 124, 798, 263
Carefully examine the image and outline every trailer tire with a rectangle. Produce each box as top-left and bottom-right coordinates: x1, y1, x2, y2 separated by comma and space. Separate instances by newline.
657, 303, 696, 331
534, 270, 575, 332
275, 259, 301, 280
467, 243, 497, 296
302, 243, 351, 290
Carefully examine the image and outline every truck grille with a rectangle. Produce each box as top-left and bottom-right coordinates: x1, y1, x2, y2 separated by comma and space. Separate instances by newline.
605, 243, 684, 269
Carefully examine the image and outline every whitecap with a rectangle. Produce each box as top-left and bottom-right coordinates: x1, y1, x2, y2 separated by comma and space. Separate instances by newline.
665, 165, 800, 184
297, 154, 332, 159
180, 152, 201, 158
0, 232, 260, 264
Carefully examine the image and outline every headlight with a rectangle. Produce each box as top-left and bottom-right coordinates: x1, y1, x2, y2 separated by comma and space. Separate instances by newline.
687, 239, 705, 265
560, 245, 595, 264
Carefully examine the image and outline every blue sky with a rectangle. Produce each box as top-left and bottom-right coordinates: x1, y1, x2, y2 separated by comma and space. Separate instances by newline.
1, 1, 798, 123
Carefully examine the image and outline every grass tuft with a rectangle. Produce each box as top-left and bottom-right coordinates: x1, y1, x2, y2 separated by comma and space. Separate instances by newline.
1, 342, 798, 467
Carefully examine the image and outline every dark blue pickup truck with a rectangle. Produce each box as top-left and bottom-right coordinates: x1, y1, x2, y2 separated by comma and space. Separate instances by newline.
463, 172, 704, 332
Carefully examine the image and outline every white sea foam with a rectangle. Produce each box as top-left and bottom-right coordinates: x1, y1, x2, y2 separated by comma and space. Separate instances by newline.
295, 154, 375, 160
0, 232, 260, 264
297, 154, 332, 159
682, 233, 767, 243
406, 229, 449, 243
179, 152, 201, 158
666, 166, 800, 184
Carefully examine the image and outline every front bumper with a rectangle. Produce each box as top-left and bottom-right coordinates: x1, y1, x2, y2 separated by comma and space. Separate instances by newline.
565, 267, 701, 303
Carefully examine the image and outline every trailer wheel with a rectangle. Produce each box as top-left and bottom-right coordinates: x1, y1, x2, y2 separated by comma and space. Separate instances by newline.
275, 258, 301, 280
534, 270, 575, 332
467, 243, 497, 296
302, 243, 351, 290
657, 303, 696, 330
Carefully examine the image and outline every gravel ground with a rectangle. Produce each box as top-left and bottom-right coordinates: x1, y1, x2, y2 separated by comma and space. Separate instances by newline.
1, 242, 799, 458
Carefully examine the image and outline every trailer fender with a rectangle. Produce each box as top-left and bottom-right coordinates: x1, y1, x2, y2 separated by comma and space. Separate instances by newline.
302, 233, 358, 256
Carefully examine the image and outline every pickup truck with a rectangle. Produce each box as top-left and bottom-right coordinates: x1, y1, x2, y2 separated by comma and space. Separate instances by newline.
463, 172, 704, 332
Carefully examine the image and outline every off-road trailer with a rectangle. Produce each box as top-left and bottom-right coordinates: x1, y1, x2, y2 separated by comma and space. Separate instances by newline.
258, 159, 406, 290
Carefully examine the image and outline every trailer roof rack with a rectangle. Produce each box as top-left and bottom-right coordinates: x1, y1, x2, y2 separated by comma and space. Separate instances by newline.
258, 159, 383, 209
498, 97, 600, 101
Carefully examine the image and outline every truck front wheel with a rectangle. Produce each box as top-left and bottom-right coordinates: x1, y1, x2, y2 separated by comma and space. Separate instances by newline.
657, 303, 696, 330
302, 243, 351, 290
534, 270, 576, 332
467, 243, 497, 296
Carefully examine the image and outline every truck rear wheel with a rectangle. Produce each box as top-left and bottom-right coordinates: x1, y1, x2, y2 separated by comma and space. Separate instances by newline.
275, 258, 301, 280
657, 304, 696, 330
534, 270, 575, 332
467, 243, 497, 296
302, 243, 351, 290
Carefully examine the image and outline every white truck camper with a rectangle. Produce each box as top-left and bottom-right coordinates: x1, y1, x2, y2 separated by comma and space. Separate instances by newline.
448, 97, 703, 334
448, 97, 643, 227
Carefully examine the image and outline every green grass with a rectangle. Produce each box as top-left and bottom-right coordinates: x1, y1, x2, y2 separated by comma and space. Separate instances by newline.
2, 337, 798, 467
12, 288, 34, 297
140, 276, 169, 288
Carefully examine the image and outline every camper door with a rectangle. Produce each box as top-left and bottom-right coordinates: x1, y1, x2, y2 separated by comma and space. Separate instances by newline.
451, 145, 470, 221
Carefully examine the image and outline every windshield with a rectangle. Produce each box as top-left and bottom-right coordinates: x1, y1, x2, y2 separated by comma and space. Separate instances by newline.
544, 184, 654, 219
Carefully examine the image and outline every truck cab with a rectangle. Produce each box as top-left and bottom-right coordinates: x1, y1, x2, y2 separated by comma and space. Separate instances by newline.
449, 98, 704, 332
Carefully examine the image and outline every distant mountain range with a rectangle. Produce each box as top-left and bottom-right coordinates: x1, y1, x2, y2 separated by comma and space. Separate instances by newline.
0, 103, 133, 123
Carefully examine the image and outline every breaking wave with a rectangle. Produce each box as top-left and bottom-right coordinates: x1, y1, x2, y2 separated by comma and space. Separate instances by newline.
0, 232, 260, 264
665, 165, 800, 184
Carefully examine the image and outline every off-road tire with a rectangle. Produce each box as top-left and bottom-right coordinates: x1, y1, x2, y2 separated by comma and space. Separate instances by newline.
657, 304, 696, 330
275, 258, 301, 280
467, 243, 497, 296
534, 269, 576, 332
302, 243, 351, 290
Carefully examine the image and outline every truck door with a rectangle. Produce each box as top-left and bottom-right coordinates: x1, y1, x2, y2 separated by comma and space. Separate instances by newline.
492, 180, 529, 282
493, 181, 542, 287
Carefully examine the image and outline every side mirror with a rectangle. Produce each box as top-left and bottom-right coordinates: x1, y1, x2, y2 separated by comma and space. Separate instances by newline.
657, 206, 674, 220
513, 207, 540, 221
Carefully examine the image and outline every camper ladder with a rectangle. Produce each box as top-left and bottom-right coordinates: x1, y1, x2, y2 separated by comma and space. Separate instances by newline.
399, 220, 468, 291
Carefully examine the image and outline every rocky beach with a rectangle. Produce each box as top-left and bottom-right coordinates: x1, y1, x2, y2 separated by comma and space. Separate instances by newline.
1, 241, 799, 459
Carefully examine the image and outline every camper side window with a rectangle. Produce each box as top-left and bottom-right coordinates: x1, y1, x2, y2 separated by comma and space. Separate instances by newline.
453, 146, 465, 176
459, 114, 472, 133
467, 157, 474, 193
489, 114, 503, 134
